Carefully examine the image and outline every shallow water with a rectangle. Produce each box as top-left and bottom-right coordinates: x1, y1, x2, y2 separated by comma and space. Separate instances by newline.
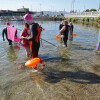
0, 21, 100, 100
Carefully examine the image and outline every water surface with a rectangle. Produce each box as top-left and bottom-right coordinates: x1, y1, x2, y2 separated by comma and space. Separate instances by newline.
0, 21, 100, 100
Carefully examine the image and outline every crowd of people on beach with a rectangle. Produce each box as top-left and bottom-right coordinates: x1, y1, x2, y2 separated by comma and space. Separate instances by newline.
2, 13, 45, 72
2, 13, 100, 72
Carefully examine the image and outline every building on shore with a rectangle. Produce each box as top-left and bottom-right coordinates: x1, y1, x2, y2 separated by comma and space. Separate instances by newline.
0, 7, 36, 19
17, 6, 29, 12
64, 4, 100, 18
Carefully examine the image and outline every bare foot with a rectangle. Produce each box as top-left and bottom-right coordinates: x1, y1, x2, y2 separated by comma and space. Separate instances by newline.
31, 69, 38, 72
15, 65, 23, 70
41, 64, 46, 70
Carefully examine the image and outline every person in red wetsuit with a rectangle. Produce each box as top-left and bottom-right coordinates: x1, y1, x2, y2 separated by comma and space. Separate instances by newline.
19, 23, 31, 57
24, 13, 45, 70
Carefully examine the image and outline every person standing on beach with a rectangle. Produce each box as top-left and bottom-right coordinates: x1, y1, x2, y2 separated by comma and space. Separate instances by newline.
95, 20, 100, 52
59, 20, 64, 40
19, 23, 31, 57
12, 25, 18, 38
98, 20, 100, 36
69, 22, 74, 41
2, 22, 12, 45
60, 20, 70, 48
97, 20, 100, 40
24, 13, 45, 70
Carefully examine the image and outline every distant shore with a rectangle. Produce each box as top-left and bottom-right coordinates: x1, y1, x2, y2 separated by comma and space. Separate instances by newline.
33, 16, 99, 27
0, 16, 99, 27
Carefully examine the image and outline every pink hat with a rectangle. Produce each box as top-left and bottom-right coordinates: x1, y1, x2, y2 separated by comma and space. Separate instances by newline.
24, 13, 32, 20
6, 22, 10, 26
70, 22, 72, 25
61, 20, 64, 24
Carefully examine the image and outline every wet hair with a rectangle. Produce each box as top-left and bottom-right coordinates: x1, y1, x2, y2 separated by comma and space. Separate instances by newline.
25, 23, 29, 28
63, 20, 68, 26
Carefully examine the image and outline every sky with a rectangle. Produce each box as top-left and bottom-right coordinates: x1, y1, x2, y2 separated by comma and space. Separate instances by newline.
0, 0, 99, 12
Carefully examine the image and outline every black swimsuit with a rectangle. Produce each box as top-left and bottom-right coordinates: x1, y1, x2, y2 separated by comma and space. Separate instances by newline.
2, 27, 12, 45
29, 23, 40, 58
63, 25, 70, 47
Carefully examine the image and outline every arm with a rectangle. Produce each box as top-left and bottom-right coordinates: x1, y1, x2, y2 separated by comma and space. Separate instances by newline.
15, 29, 17, 38
19, 30, 25, 43
60, 26, 65, 34
98, 24, 100, 28
98, 20, 100, 28
70, 26, 73, 36
59, 24, 61, 30
28, 24, 38, 41
2, 29, 5, 41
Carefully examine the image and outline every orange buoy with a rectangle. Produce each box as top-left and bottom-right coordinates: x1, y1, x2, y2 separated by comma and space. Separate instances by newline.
73, 33, 77, 36
61, 35, 63, 38
25, 57, 40, 67
42, 28, 45, 30
56, 33, 60, 38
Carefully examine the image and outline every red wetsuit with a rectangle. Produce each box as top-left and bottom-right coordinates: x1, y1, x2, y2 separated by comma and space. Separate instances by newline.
20, 28, 30, 47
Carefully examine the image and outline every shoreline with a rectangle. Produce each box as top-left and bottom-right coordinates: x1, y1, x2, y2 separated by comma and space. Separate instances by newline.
0, 16, 99, 27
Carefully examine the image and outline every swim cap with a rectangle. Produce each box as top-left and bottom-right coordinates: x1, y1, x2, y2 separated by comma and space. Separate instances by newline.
61, 21, 64, 24
70, 22, 72, 25
6, 22, 10, 26
24, 13, 32, 20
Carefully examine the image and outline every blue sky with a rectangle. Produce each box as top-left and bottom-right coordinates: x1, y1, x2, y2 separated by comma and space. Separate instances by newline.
0, 0, 99, 12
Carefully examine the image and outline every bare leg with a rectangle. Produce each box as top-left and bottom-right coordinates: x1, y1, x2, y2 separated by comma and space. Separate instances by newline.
24, 46, 31, 57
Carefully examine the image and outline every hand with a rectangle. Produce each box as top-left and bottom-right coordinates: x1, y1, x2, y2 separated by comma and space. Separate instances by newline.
19, 41, 21, 44
19, 37, 22, 40
24, 37, 27, 40
27, 37, 30, 40
21, 36, 25, 40
3, 38, 5, 41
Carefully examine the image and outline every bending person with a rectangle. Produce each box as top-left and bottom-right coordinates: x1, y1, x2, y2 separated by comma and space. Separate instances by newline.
2, 22, 12, 45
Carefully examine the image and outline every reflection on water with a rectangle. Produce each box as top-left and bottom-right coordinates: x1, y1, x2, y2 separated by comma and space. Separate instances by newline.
7, 46, 18, 62
0, 21, 100, 100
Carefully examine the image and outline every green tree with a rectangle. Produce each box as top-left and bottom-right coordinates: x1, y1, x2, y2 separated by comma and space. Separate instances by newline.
25, 9, 29, 14
89, 9, 97, 12
41, 11, 44, 16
